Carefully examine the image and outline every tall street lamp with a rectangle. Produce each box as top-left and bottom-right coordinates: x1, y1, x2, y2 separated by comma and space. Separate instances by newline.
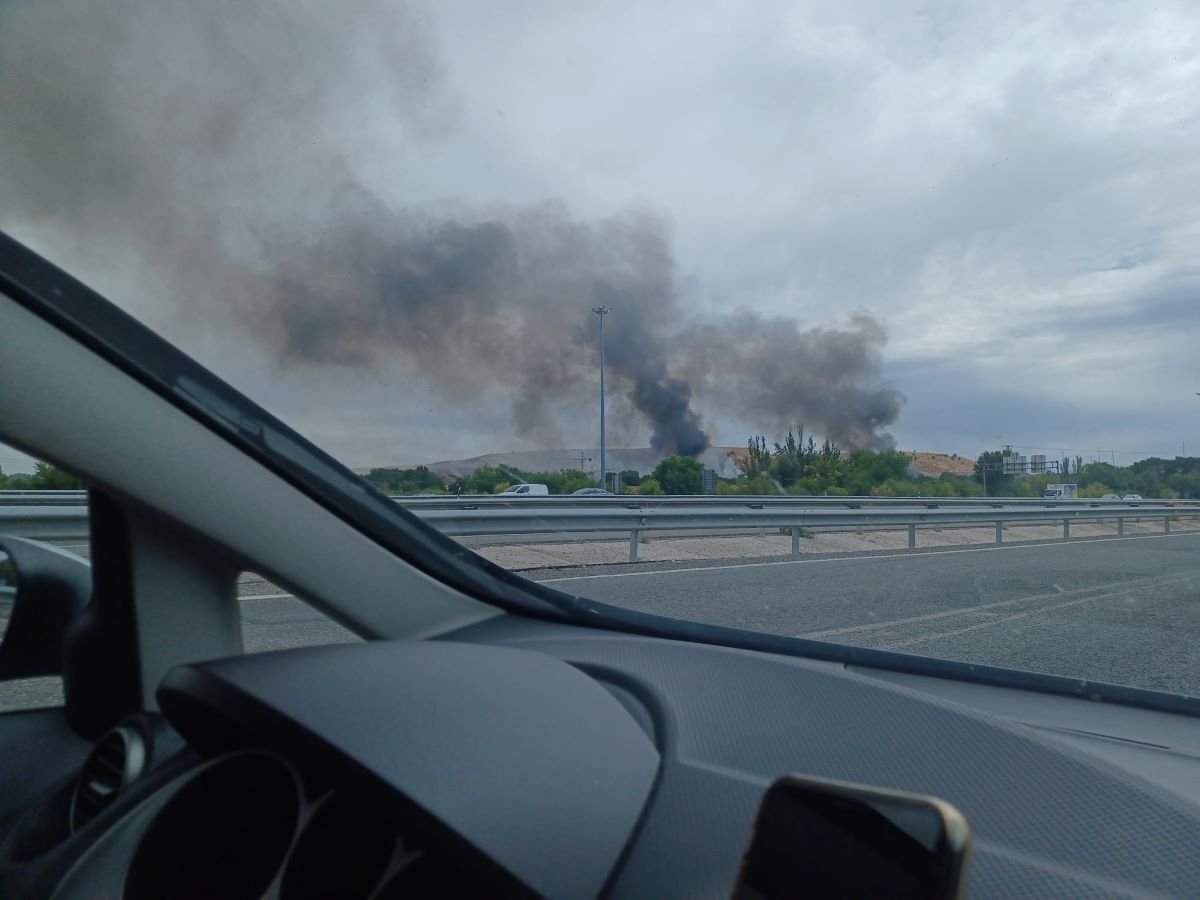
592, 305, 612, 489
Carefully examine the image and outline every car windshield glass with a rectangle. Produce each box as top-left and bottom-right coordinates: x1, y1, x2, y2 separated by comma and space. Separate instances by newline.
3, 2, 1200, 703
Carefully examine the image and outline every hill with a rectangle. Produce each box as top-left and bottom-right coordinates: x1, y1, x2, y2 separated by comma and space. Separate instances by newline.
361, 447, 975, 481
905, 452, 976, 478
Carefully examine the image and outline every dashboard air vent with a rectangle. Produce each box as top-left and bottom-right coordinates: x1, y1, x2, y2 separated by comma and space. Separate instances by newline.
71, 725, 146, 831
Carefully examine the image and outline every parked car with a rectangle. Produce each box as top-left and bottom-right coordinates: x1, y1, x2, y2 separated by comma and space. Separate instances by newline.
498, 483, 549, 496
571, 487, 613, 496
1101, 493, 1122, 500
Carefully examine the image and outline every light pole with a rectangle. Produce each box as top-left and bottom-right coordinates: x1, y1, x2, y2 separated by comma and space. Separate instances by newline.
592, 305, 612, 490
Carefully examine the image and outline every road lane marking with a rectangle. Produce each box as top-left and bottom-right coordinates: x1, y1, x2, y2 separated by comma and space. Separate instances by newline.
535, 530, 1200, 584
796, 574, 1188, 640
881, 575, 1200, 650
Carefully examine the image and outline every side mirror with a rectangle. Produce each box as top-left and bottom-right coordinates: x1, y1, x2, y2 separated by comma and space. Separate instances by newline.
0, 537, 91, 680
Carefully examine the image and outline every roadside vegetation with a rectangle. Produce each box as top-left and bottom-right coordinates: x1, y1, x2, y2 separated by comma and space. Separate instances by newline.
357, 443, 1200, 498
0, 461, 85, 490
717, 430, 984, 497
13, 445, 1195, 499
973, 452, 1200, 499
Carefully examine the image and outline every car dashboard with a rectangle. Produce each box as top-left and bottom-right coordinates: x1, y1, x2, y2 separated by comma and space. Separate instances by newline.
5, 616, 1200, 899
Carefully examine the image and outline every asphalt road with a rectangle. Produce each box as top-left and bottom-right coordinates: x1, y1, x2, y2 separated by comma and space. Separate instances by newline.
533, 530, 1200, 697
4, 531, 1200, 712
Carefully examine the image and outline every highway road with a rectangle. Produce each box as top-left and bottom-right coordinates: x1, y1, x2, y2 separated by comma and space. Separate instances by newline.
239, 530, 1200, 697
3, 530, 1200, 712
534, 530, 1200, 697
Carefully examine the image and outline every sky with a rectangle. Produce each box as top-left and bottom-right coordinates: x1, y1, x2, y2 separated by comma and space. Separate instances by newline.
3, 0, 1200, 474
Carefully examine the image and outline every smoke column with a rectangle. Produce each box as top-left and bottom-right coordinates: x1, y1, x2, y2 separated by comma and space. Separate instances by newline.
0, 0, 903, 454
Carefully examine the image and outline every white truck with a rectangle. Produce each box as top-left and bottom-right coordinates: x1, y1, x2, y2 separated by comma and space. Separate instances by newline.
1042, 483, 1079, 499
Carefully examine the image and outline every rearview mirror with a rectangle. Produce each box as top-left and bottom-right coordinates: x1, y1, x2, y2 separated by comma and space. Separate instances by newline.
0, 537, 91, 680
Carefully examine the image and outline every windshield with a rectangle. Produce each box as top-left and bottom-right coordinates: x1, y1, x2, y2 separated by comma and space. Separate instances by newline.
3, 2, 1199, 702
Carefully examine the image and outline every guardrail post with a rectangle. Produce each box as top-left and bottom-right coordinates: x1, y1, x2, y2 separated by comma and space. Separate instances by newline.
791, 527, 801, 557
907, 523, 916, 550
1165, 516, 1171, 534
995, 521, 1003, 544
1117, 517, 1124, 536
629, 530, 640, 563
1063, 519, 1070, 541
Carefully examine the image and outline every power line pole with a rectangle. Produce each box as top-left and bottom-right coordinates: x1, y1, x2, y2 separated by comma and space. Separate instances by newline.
592, 305, 612, 490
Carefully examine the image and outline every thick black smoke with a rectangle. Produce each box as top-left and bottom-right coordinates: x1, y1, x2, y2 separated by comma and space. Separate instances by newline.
677, 312, 906, 450
253, 197, 711, 454
0, 0, 902, 455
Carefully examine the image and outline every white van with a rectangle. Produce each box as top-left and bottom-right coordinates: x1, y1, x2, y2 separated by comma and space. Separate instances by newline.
498, 483, 550, 496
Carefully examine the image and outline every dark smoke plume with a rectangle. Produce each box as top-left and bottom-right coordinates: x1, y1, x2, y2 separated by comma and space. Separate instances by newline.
0, 0, 902, 455
677, 312, 906, 450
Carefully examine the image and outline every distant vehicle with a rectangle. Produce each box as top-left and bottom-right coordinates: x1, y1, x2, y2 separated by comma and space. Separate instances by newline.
1123, 493, 1144, 501
571, 487, 613, 496
1042, 483, 1079, 499
1101, 493, 1121, 500
498, 483, 549, 496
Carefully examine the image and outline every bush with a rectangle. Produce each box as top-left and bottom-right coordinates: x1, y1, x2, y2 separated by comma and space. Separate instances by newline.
636, 478, 664, 495
30, 462, 83, 490
651, 456, 703, 495
365, 465, 444, 495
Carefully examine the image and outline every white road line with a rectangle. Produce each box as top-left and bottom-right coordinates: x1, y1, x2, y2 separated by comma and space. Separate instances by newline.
239, 592, 295, 601
536, 530, 1200, 584
881, 575, 1199, 650
797, 574, 1184, 640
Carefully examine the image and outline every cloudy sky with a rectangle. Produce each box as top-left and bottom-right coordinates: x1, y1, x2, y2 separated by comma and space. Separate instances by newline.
3, 0, 1200, 473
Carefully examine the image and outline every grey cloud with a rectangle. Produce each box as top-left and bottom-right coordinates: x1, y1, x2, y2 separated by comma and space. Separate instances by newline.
0, 0, 906, 457
6, 0, 1200, 462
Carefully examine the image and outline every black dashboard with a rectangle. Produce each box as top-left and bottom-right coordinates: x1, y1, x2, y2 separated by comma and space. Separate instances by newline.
6, 615, 1200, 898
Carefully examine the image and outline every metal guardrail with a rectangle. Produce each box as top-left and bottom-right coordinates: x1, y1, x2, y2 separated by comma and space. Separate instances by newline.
0, 506, 89, 541
0, 491, 89, 506
6, 490, 1200, 510
3, 499, 1198, 562
395, 495, 1200, 510
419, 503, 1197, 560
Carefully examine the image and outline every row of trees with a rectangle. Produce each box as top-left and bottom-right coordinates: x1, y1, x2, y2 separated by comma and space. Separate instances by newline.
19, 450, 1200, 500
362, 434, 982, 498
973, 453, 1200, 499
364, 464, 602, 496
0, 462, 84, 490
725, 430, 986, 497
362, 446, 1200, 500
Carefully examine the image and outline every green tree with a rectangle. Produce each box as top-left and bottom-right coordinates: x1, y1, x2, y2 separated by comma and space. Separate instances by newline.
844, 449, 910, 495
716, 475, 779, 495
452, 466, 513, 494
746, 436, 772, 478
635, 477, 663, 495
0, 466, 7, 489
620, 470, 642, 487
974, 451, 1014, 497
651, 455, 703, 494
1077, 462, 1133, 493
770, 428, 818, 488
809, 440, 846, 489
31, 461, 83, 490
